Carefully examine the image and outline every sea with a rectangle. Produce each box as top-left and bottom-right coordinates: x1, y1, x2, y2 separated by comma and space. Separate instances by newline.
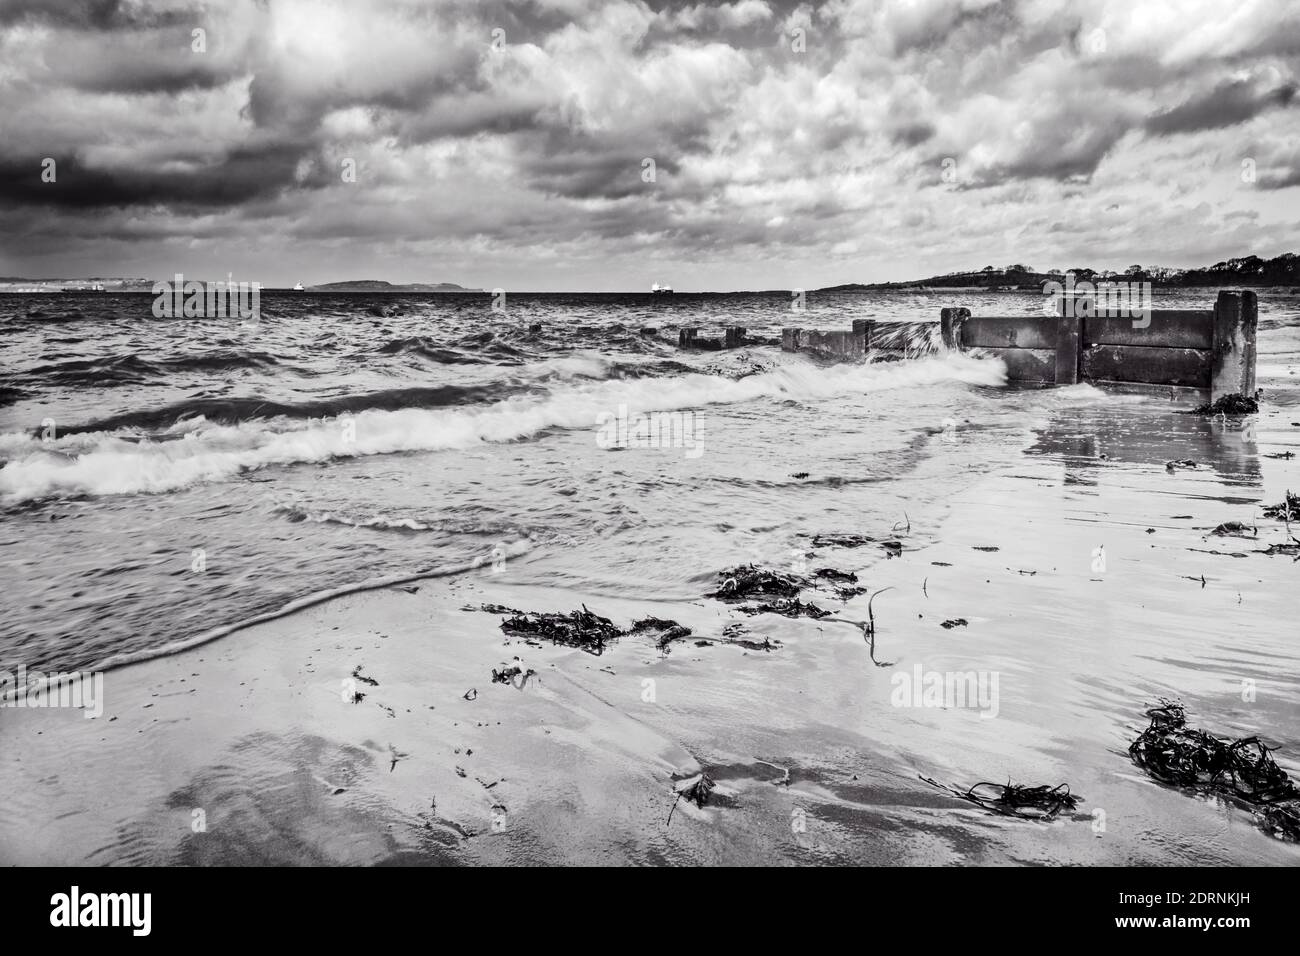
1, 289, 1297, 676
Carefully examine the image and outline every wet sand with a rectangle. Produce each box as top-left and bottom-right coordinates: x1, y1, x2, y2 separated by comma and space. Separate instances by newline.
3, 385, 1299, 865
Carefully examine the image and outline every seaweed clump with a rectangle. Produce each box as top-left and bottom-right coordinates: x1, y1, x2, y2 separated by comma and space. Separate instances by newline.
920, 775, 1080, 820
1191, 393, 1259, 415
1262, 491, 1299, 521
499, 606, 622, 656
815, 568, 857, 583
1210, 520, 1255, 537
814, 568, 866, 598
719, 622, 782, 652
707, 564, 806, 600
1128, 700, 1300, 841
706, 564, 830, 617
667, 772, 716, 826
491, 657, 536, 686
809, 533, 875, 548
631, 617, 693, 653
737, 598, 830, 619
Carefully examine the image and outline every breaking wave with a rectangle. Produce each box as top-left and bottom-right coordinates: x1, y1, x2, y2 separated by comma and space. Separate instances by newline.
0, 352, 1005, 502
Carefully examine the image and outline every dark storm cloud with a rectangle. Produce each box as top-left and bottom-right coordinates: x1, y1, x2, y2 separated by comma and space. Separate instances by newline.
884, 0, 1017, 57
981, 121, 1130, 184
513, 113, 714, 200
522, 140, 684, 200
0, 0, 199, 29
890, 121, 935, 147
936, 108, 1133, 190
1270, 166, 1300, 190
1145, 78, 1297, 136
0, 142, 313, 209
1254, 143, 1300, 190
56, 40, 244, 94
397, 91, 547, 142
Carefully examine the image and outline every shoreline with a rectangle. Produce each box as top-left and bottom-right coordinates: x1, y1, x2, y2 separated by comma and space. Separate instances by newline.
0, 542, 536, 705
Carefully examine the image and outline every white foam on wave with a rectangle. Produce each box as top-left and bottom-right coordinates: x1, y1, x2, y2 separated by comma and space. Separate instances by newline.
1052, 383, 1110, 401
526, 351, 614, 380
277, 504, 434, 531
0, 352, 1005, 502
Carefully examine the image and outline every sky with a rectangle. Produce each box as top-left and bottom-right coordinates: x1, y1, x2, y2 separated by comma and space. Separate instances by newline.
0, 0, 1297, 291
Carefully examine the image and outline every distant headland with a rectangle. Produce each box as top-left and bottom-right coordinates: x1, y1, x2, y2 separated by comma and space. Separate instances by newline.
305, 280, 480, 292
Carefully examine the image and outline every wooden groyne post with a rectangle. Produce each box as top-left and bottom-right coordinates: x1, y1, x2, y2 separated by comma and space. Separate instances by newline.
1055, 298, 1081, 386
939, 308, 968, 351
1210, 290, 1257, 399
780, 291, 1257, 401
944, 290, 1256, 400
678, 326, 752, 350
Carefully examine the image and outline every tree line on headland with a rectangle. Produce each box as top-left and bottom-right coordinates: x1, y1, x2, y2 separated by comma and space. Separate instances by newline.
821, 253, 1300, 292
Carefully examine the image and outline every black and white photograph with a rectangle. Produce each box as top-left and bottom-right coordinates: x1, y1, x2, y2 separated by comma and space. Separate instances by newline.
0, 0, 1296, 910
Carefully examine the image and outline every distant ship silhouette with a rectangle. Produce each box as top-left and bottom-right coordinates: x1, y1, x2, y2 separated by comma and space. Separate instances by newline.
292, 282, 305, 291
651, 282, 673, 294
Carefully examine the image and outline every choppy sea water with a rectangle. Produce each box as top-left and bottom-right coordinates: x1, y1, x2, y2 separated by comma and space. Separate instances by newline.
1, 289, 1297, 676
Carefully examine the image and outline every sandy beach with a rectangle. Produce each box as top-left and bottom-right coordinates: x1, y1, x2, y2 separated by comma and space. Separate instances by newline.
4, 373, 1298, 866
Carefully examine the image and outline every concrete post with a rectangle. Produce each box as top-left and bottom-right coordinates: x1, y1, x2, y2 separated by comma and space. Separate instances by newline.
678, 327, 697, 348
1055, 295, 1082, 385
781, 328, 802, 351
1211, 291, 1257, 401
725, 327, 746, 348
940, 308, 969, 350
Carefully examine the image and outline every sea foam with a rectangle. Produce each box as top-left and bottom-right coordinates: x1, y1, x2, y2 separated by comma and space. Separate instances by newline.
0, 353, 1005, 502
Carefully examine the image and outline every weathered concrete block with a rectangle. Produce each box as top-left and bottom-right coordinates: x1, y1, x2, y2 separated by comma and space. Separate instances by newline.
1211, 291, 1258, 401
1087, 310, 1213, 349
1082, 345, 1212, 388
782, 328, 803, 351
678, 327, 697, 348
725, 326, 746, 348
977, 347, 1056, 383
800, 329, 865, 358
962, 315, 1053, 349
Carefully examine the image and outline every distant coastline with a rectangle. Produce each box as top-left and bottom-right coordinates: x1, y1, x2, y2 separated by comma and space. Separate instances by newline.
817, 253, 1300, 293
0, 278, 481, 293
3, 253, 1299, 295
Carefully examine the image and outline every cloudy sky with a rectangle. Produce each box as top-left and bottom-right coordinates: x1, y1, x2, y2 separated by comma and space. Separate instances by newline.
0, 0, 1297, 290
